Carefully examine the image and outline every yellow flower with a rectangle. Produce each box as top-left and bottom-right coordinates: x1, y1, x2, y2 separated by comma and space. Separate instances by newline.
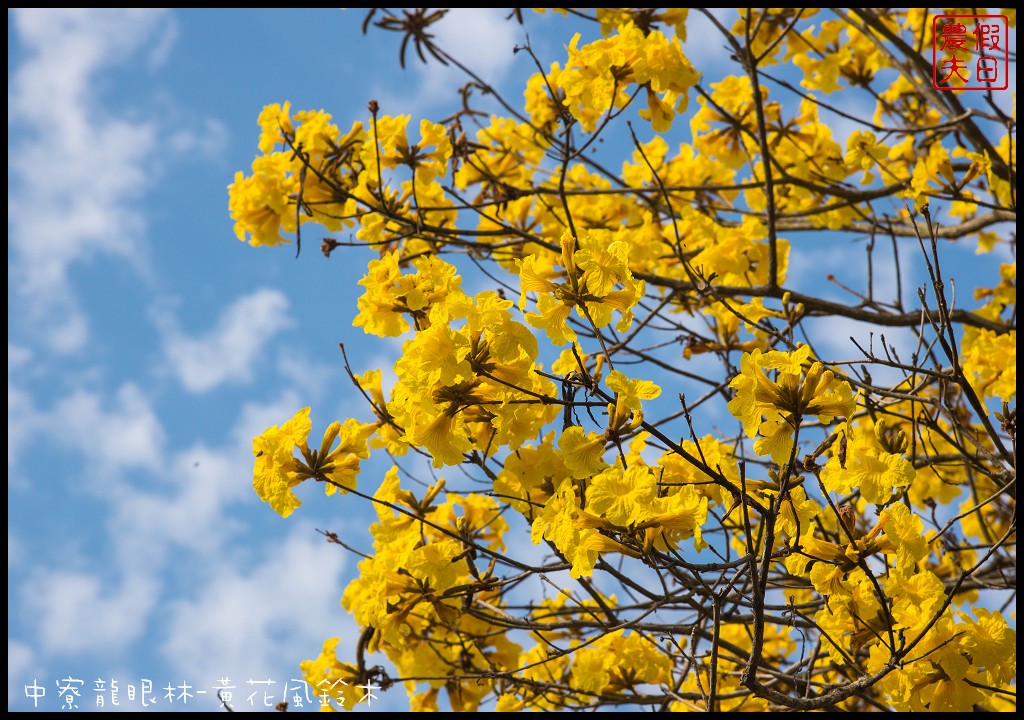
961, 327, 1016, 402
821, 444, 915, 505
228, 153, 300, 247
642, 485, 708, 552
532, 484, 601, 578
300, 637, 366, 711
878, 502, 927, 573
252, 407, 312, 518
524, 292, 576, 345
728, 346, 855, 462
353, 252, 464, 337
961, 607, 1016, 683
292, 109, 340, 161
257, 101, 293, 154
606, 369, 661, 413
516, 254, 560, 309
409, 411, 473, 468
915, 676, 984, 712
521, 231, 645, 346
844, 130, 888, 184
556, 426, 607, 479
318, 419, 375, 496
810, 562, 850, 597
586, 464, 656, 526
575, 233, 630, 297
406, 540, 466, 595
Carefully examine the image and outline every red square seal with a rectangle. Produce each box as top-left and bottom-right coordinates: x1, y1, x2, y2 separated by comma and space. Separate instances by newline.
932, 14, 1009, 90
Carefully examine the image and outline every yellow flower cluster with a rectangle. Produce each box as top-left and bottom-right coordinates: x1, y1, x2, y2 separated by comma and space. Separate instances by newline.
518, 230, 645, 345
229, 105, 453, 250
235, 6, 1015, 711
332, 467, 520, 712
728, 344, 856, 463
230, 104, 365, 247
557, 22, 698, 132
252, 408, 374, 517
963, 262, 1016, 402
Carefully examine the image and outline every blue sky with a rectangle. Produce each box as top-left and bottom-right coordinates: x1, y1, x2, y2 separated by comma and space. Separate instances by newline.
6, 8, 626, 712
8, 8, 1015, 713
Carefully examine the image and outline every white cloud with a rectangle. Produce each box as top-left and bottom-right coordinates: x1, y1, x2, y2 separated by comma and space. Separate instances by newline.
167, 117, 230, 161
22, 570, 159, 655
56, 383, 166, 477
7, 344, 33, 370
275, 353, 337, 402
8, 529, 25, 569
160, 523, 351, 686
432, 8, 519, 84
9, 381, 355, 700
158, 289, 292, 394
8, 639, 38, 706
683, 8, 739, 72
10, 372, 165, 484
8, 9, 175, 354
8, 382, 41, 471
110, 444, 252, 569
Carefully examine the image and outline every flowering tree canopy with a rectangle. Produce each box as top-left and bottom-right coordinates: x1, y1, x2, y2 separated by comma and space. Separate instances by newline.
230, 8, 1015, 712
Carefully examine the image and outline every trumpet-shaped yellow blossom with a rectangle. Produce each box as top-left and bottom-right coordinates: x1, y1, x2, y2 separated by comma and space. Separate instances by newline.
570, 631, 671, 694
252, 407, 311, 517
642, 484, 709, 552
845, 130, 889, 184
360, 113, 452, 183
493, 431, 568, 516
378, 286, 558, 469
821, 425, 915, 505
586, 464, 656, 527
354, 368, 408, 456
230, 104, 366, 246
229, 153, 301, 247
257, 101, 294, 153
555, 426, 608, 479
961, 327, 1016, 402
454, 117, 548, 205
531, 483, 596, 578
300, 637, 368, 711
318, 419, 375, 496
691, 74, 760, 168
520, 231, 645, 346
606, 369, 661, 413
728, 345, 855, 463
252, 409, 375, 518
879, 502, 928, 574
557, 22, 698, 133
353, 252, 463, 337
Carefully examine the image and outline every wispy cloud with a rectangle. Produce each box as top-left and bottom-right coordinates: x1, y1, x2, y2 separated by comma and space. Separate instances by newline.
8, 639, 37, 703
8, 345, 42, 470
110, 444, 253, 569
156, 289, 292, 394
8, 9, 175, 354
56, 383, 167, 477
159, 523, 351, 686
21, 570, 160, 655
10, 383, 348, 694
431, 8, 519, 83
